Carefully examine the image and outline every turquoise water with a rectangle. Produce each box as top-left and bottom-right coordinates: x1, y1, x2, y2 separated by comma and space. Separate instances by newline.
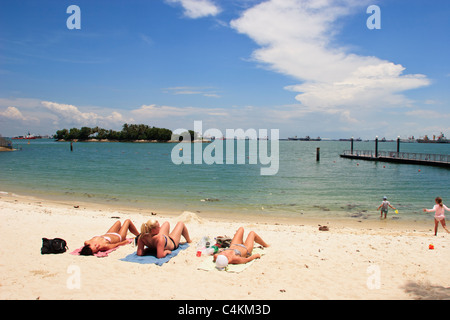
1, 139, 449, 221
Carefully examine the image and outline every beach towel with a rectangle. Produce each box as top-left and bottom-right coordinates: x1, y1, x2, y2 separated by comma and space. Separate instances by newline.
120, 243, 189, 266
197, 247, 265, 273
70, 238, 133, 257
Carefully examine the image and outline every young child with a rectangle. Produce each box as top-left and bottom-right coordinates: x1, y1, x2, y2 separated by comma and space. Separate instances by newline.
377, 196, 396, 219
423, 197, 450, 236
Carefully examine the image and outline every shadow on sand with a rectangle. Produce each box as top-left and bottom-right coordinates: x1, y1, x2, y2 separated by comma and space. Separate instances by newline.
403, 281, 450, 300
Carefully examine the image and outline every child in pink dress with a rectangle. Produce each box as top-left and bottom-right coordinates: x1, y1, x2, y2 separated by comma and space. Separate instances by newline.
423, 197, 450, 236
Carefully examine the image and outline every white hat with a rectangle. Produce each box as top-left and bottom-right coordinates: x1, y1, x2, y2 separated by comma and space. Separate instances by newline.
215, 255, 229, 270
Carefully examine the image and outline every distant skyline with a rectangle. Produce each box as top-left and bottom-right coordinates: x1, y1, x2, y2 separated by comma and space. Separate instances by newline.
1, 0, 449, 139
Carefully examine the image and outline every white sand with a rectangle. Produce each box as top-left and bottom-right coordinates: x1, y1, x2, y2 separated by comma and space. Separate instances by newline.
0, 192, 449, 300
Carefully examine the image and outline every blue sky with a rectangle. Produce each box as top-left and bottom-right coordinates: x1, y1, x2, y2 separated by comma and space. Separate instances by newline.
0, 0, 449, 139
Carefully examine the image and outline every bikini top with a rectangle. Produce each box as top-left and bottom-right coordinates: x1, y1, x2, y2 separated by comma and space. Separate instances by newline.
223, 244, 249, 257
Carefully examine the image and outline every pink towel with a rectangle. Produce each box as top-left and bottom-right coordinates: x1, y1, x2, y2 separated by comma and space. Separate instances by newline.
70, 238, 133, 257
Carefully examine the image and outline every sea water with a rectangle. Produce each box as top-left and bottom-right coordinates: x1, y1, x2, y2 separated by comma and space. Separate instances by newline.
1, 139, 448, 222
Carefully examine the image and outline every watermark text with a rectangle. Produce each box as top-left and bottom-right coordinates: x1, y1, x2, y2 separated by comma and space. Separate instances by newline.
171, 121, 279, 176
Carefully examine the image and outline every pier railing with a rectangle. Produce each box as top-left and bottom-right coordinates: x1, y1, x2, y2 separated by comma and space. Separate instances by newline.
0, 136, 13, 149
342, 150, 450, 164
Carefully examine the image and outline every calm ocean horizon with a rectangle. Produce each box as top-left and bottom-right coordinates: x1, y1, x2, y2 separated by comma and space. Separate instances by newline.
1, 139, 449, 222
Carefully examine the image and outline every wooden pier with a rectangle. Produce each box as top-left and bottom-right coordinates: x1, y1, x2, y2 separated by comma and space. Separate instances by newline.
340, 136, 450, 168
340, 150, 450, 168
0, 135, 14, 151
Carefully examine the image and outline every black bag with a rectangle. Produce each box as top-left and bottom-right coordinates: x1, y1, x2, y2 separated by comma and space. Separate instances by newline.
41, 238, 68, 254
216, 236, 231, 248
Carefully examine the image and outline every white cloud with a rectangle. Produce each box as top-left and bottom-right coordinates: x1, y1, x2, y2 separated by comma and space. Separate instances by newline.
106, 111, 128, 123
163, 86, 221, 98
41, 101, 130, 128
1, 96, 446, 140
405, 109, 449, 119
165, 0, 221, 19
285, 63, 428, 111
131, 104, 195, 118
131, 104, 232, 121
42, 101, 102, 126
424, 99, 439, 105
0, 106, 28, 121
139, 33, 153, 45
230, 0, 430, 117
203, 93, 221, 98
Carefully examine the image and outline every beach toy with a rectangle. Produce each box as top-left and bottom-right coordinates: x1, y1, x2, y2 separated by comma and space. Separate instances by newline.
429, 244, 434, 250
395, 210, 399, 214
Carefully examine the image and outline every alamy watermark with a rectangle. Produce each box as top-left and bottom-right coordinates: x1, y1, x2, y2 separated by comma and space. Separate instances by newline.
67, 4, 381, 31
367, 5, 381, 30
66, 264, 81, 290
366, 265, 381, 290
66, 5, 81, 30
170, 121, 279, 176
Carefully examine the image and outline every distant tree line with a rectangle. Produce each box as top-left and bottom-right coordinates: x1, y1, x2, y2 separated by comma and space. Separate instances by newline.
54, 124, 173, 142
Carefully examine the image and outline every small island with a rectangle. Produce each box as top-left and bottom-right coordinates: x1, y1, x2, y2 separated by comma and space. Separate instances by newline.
55, 123, 186, 142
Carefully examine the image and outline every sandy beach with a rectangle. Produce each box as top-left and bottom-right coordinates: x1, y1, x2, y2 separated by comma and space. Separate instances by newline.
0, 192, 449, 301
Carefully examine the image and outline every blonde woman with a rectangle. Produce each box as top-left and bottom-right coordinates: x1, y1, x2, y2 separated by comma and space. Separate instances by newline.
137, 220, 192, 258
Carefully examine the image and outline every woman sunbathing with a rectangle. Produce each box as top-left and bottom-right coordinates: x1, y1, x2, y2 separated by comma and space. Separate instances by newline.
137, 220, 192, 258
79, 219, 140, 255
213, 227, 269, 270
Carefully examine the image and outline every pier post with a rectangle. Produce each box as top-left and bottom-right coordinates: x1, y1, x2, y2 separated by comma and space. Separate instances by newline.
375, 136, 378, 158
397, 136, 400, 153
350, 137, 354, 155
316, 147, 320, 161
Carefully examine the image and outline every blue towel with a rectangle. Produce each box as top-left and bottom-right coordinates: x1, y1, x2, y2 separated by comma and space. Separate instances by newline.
120, 243, 189, 266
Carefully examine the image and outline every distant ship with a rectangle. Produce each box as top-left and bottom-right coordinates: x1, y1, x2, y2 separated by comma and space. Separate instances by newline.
299, 136, 321, 141
401, 136, 416, 143
417, 132, 449, 143
11, 132, 41, 140
288, 136, 321, 141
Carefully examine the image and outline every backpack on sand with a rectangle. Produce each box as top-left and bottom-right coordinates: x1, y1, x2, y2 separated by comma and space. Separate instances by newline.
41, 238, 68, 254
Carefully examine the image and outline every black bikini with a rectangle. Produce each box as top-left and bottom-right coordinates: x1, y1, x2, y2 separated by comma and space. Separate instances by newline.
164, 235, 178, 250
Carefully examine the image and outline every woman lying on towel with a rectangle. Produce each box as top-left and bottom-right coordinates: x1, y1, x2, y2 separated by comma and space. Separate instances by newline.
137, 220, 192, 258
213, 227, 269, 270
79, 219, 140, 256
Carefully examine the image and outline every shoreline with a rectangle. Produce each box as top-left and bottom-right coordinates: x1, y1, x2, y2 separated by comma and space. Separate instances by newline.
0, 190, 434, 233
55, 139, 211, 143
1, 192, 449, 300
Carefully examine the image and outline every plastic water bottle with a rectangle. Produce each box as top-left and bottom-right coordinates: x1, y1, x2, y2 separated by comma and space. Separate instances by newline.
196, 236, 210, 257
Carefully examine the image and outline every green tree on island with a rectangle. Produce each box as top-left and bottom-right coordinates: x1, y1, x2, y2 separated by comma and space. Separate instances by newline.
55, 124, 173, 142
